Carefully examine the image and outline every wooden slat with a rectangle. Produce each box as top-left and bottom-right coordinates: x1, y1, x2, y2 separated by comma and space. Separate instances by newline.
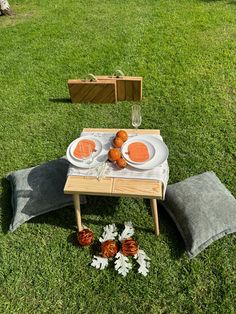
83, 128, 160, 135
64, 176, 113, 195
133, 79, 142, 101
64, 176, 162, 198
124, 80, 133, 101
96, 76, 142, 101
116, 79, 142, 101
112, 178, 162, 198
117, 80, 126, 101
68, 79, 117, 103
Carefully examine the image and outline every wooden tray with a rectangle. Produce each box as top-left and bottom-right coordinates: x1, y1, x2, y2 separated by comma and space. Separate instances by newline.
68, 79, 117, 103
96, 76, 142, 101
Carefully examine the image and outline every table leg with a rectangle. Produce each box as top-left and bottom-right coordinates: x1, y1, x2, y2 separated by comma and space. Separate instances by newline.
73, 194, 83, 231
150, 199, 160, 236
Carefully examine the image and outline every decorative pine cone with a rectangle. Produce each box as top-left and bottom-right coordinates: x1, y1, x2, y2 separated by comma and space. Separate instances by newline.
77, 229, 94, 246
121, 238, 139, 256
101, 240, 118, 258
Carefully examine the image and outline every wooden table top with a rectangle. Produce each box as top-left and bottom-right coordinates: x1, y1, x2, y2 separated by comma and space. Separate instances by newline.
64, 128, 163, 199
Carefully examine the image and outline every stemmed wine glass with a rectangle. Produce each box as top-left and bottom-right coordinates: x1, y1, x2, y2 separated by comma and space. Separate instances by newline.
132, 104, 142, 134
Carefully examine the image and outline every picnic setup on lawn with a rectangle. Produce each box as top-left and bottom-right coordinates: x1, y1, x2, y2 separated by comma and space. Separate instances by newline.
65, 126, 168, 276
5, 72, 236, 277
1, 1, 236, 312
64, 75, 236, 271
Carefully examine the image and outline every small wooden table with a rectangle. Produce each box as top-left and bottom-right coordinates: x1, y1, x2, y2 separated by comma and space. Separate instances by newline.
64, 128, 164, 236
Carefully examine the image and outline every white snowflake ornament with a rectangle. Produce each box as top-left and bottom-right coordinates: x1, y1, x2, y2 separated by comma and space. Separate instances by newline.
134, 250, 151, 276
114, 252, 132, 277
91, 256, 109, 270
119, 221, 134, 241
99, 224, 118, 243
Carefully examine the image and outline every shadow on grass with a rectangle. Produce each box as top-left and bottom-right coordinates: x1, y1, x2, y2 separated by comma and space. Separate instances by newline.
198, 0, 236, 3
0, 177, 12, 234
65, 198, 186, 260
1, 176, 185, 260
158, 204, 186, 259
49, 98, 71, 104
67, 204, 186, 260
0, 175, 120, 233
26, 195, 120, 230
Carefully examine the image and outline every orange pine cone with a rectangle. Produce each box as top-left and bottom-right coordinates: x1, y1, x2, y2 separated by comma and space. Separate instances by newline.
116, 130, 128, 142
77, 229, 94, 246
121, 238, 139, 256
108, 148, 121, 162
116, 157, 127, 169
113, 136, 124, 148
101, 240, 118, 258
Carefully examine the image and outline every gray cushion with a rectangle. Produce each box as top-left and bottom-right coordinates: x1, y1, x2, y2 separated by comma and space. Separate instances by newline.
6, 157, 85, 232
163, 172, 236, 258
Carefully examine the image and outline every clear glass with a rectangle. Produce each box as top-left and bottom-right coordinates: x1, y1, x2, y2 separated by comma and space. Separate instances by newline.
132, 104, 142, 133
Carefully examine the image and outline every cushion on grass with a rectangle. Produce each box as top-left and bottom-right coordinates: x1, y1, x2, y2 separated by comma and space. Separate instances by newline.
6, 157, 85, 232
163, 172, 236, 258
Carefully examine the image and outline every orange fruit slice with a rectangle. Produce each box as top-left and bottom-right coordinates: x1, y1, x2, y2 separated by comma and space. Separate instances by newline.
128, 142, 149, 162
73, 139, 96, 159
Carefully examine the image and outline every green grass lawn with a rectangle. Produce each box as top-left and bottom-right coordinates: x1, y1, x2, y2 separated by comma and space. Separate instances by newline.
0, 0, 236, 313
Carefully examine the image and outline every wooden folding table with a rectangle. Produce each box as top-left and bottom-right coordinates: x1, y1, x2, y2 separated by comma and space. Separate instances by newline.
64, 128, 164, 236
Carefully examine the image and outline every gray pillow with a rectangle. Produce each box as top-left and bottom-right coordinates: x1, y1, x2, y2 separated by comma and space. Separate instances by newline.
163, 172, 236, 258
6, 157, 86, 232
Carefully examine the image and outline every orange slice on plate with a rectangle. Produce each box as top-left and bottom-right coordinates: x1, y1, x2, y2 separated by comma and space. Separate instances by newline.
128, 142, 149, 162
73, 139, 96, 159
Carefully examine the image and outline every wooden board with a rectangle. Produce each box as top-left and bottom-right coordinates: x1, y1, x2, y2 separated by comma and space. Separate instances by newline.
83, 128, 160, 135
68, 79, 117, 103
64, 176, 162, 199
96, 76, 142, 101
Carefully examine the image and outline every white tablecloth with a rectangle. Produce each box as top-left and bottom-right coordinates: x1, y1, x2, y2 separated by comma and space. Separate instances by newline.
67, 132, 169, 197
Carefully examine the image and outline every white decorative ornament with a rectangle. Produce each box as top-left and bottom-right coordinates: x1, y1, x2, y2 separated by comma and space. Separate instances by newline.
134, 249, 150, 276
99, 224, 118, 243
91, 222, 151, 276
91, 256, 109, 270
119, 221, 134, 241
114, 252, 132, 277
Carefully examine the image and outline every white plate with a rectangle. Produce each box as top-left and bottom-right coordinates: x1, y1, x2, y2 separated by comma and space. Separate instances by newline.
121, 138, 156, 164
70, 136, 102, 161
121, 135, 168, 170
66, 136, 107, 169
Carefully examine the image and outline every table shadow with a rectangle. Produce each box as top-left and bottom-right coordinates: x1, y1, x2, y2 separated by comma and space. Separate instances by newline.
198, 0, 236, 4
1, 166, 186, 260
49, 98, 71, 104
22, 195, 120, 231
0, 177, 12, 234
67, 209, 185, 260
157, 203, 186, 259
